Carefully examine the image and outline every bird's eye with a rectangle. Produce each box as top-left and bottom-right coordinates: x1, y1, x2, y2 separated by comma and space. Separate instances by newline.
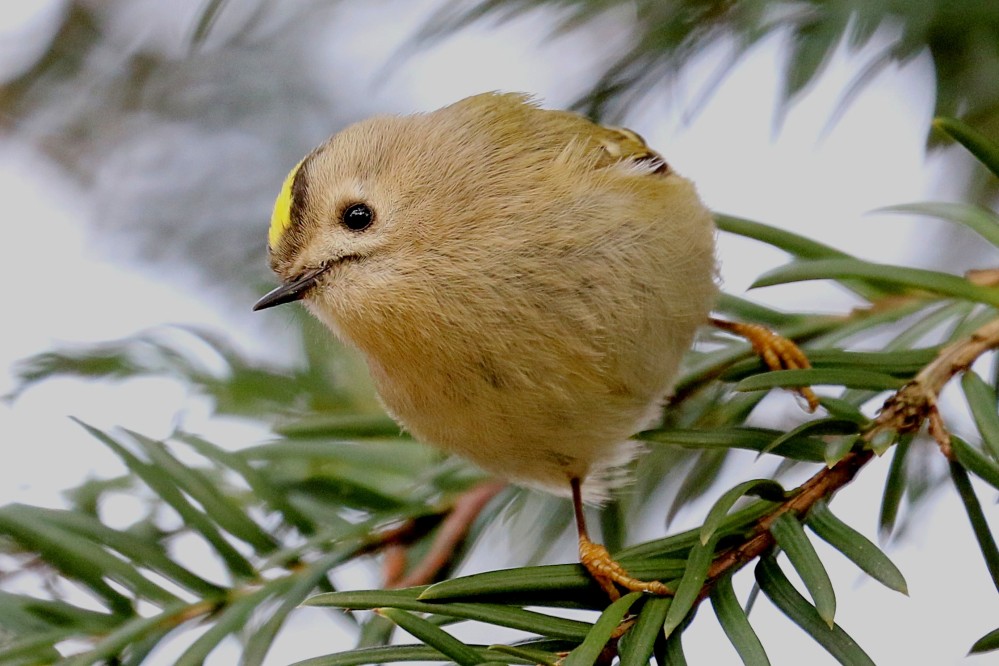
341, 202, 374, 231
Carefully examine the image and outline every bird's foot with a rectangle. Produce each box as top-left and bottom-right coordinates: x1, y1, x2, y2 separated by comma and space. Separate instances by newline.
711, 318, 819, 411
579, 535, 672, 600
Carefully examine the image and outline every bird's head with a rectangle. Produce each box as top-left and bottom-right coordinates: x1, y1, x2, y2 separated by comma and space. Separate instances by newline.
253, 117, 413, 318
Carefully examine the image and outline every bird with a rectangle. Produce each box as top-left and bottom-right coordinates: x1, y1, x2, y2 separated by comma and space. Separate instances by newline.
253, 92, 719, 597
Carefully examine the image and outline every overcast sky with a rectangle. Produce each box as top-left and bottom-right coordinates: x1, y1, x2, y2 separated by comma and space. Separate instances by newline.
1, 2, 996, 664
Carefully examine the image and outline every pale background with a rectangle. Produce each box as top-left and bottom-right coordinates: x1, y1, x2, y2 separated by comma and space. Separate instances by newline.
1, 1, 995, 664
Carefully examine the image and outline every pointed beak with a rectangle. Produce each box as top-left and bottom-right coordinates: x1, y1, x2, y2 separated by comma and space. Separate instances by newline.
253, 264, 329, 311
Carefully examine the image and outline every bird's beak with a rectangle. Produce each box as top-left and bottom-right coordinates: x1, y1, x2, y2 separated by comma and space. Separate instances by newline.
253, 264, 329, 311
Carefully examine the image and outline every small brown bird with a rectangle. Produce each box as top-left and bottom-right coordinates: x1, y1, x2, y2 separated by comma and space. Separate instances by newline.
254, 92, 718, 596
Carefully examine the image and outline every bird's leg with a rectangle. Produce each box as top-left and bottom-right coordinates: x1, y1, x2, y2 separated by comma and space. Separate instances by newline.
710, 317, 819, 412
571, 478, 672, 600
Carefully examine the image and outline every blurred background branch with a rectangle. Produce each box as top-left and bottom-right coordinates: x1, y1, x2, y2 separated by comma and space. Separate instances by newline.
1, 1, 998, 664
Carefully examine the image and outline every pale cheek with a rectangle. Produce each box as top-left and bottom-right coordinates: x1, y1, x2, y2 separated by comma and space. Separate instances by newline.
305, 297, 348, 342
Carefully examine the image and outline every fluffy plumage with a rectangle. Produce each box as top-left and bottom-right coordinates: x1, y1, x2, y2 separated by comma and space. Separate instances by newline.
264, 92, 718, 503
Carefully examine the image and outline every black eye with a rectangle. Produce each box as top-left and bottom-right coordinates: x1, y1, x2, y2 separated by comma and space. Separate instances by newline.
342, 202, 374, 231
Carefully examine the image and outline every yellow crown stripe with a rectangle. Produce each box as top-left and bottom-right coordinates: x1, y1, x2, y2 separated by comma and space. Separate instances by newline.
268, 159, 305, 249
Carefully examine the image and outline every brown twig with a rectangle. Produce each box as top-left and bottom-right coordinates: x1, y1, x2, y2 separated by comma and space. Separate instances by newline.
386, 480, 507, 589
701, 449, 873, 596
966, 268, 999, 287
691, 315, 999, 604
380, 544, 409, 587
867, 316, 999, 458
